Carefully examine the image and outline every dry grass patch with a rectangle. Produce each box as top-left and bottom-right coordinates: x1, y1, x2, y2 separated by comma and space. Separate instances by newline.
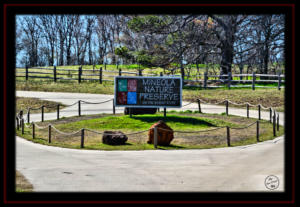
16, 170, 33, 192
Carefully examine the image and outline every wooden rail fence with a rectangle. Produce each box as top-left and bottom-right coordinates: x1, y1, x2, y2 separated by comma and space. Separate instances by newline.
16, 66, 284, 90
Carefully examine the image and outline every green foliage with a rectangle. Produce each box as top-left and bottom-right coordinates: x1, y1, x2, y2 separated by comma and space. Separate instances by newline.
127, 15, 169, 32
115, 46, 133, 61
135, 50, 153, 67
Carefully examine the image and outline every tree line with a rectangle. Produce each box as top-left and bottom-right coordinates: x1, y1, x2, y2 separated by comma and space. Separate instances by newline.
16, 14, 284, 75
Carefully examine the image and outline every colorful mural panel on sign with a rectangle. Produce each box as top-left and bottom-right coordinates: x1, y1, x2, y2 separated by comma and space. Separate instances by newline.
115, 76, 182, 108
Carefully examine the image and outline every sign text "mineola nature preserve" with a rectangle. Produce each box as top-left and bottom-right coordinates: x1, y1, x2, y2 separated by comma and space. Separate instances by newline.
114, 76, 182, 108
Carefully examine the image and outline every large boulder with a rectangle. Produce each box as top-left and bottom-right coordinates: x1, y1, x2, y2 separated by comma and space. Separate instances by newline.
148, 120, 174, 146
102, 131, 128, 145
124, 107, 157, 115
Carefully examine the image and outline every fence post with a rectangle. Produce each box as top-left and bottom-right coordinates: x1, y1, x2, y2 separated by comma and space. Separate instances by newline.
54, 66, 57, 82
226, 126, 231, 147
197, 99, 201, 113
41, 105, 44, 122
258, 104, 261, 120
204, 72, 207, 89
278, 72, 281, 90
226, 100, 229, 116
269, 108, 272, 123
160, 72, 163, 76
139, 69, 142, 76
256, 121, 260, 142
227, 72, 231, 89
57, 104, 60, 120
252, 72, 256, 90
119, 68, 122, 76
21, 119, 24, 134
27, 108, 30, 124
113, 99, 115, 114
277, 113, 280, 131
99, 67, 102, 84
32, 122, 35, 139
154, 126, 158, 149
48, 125, 51, 143
273, 115, 276, 137
78, 66, 82, 83
164, 107, 166, 118
246, 103, 249, 118
25, 66, 28, 81
16, 117, 19, 130
78, 100, 81, 116
81, 129, 85, 148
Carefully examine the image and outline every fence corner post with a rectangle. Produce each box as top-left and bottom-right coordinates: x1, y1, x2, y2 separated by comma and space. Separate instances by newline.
57, 104, 60, 120
154, 126, 158, 149
226, 100, 229, 116
273, 115, 276, 137
21, 119, 24, 134
27, 108, 30, 124
197, 99, 201, 113
258, 104, 261, 120
246, 103, 249, 118
78, 100, 81, 116
81, 128, 85, 148
48, 125, 52, 143
41, 105, 44, 122
32, 122, 35, 139
226, 126, 231, 147
277, 113, 280, 131
256, 120, 260, 142
16, 117, 19, 130
278, 72, 281, 90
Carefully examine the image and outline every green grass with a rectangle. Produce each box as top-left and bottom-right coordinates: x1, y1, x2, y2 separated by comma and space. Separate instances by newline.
16, 112, 284, 150
182, 87, 284, 112
53, 114, 239, 132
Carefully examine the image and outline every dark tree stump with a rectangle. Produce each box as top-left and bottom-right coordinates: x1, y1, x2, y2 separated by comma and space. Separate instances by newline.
102, 131, 128, 145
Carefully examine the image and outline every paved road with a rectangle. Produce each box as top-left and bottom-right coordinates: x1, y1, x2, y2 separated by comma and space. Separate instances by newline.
16, 91, 285, 192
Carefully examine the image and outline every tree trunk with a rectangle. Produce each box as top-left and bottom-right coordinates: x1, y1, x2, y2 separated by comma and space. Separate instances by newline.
220, 44, 234, 76
59, 39, 64, 66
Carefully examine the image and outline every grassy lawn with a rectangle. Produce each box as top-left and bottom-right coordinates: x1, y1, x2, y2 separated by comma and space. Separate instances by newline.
16, 170, 33, 192
16, 97, 67, 114
182, 87, 284, 112
16, 112, 284, 150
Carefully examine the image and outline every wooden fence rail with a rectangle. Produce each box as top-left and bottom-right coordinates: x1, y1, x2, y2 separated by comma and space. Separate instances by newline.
16, 67, 284, 90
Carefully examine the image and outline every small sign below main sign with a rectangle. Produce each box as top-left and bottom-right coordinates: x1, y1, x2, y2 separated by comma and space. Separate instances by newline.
114, 76, 182, 108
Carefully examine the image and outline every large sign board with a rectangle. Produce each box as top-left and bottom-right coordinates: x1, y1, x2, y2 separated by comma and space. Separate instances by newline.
114, 76, 182, 108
